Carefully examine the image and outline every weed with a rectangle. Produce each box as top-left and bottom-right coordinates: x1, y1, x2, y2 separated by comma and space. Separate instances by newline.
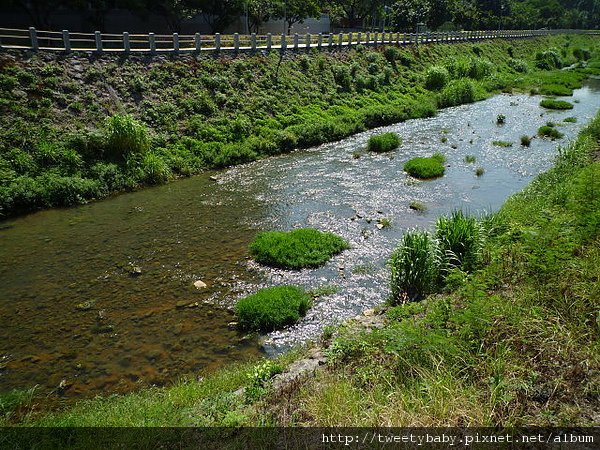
105, 114, 150, 160
464, 155, 476, 163
475, 167, 485, 176
249, 228, 350, 270
404, 153, 446, 179
538, 126, 564, 139
520, 135, 532, 147
492, 141, 513, 147
235, 286, 311, 332
409, 201, 427, 212
438, 79, 476, 108
367, 133, 401, 153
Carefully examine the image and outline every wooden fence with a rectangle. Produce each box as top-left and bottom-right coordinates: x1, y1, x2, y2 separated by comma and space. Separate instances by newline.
0, 27, 596, 54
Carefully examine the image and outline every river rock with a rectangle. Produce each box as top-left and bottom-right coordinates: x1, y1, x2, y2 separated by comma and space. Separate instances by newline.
194, 280, 207, 289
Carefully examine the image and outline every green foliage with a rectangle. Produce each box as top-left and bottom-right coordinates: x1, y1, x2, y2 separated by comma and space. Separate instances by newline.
464, 155, 476, 163
508, 58, 529, 73
390, 230, 441, 303
0, 388, 35, 417
409, 200, 427, 212
438, 79, 476, 108
475, 167, 485, 176
492, 140, 512, 147
425, 66, 450, 91
404, 153, 446, 179
331, 65, 352, 92
538, 125, 564, 139
367, 132, 401, 153
249, 228, 349, 270
446, 57, 493, 80
104, 114, 150, 160
573, 47, 591, 61
245, 360, 283, 402
235, 286, 311, 332
520, 135, 532, 147
540, 84, 573, 96
540, 99, 574, 110
535, 50, 562, 70
435, 210, 484, 274
563, 117, 577, 123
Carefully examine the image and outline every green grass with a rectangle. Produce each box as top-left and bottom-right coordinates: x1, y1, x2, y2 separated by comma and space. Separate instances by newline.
435, 210, 484, 274
475, 167, 485, 176
540, 99, 574, 110
563, 116, 578, 123
409, 200, 427, 212
492, 140, 513, 147
464, 155, 476, 163
425, 66, 450, 91
404, 153, 446, 179
249, 228, 350, 270
235, 286, 311, 332
520, 135, 532, 146
367, 132, 401, 153
538, 125, 564, 139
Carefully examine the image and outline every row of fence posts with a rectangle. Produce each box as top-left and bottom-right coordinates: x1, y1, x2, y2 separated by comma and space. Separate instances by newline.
12, 26, 557, 54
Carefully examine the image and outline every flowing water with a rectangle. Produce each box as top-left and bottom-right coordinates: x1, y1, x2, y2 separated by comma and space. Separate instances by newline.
1, 79, 599, 404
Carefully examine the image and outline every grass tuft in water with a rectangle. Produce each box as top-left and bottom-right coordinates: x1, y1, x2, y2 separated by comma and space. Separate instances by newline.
475, 167, 485, 177
492, 140, 513, 147
404, 153, 446, 179
409, 201, 427, 212
563, 117, 577, 123
235, 286, 311, 332
249, 228, 349, 270
540, 99, 574, 110
367, 132, 401, 153
464, 155, 476, 163
520, 135, 532, 147
538, 126, 564, 139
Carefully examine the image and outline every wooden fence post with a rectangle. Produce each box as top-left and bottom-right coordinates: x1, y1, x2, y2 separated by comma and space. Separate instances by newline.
149, 33, 156, 53
266, 33, 272, 51
95, 31, 103, 52
338, 32, 343, 47
194, 33, 201, 52
233, 33, 239, 52
357, 32, 362, 44
215, 33, 221, 52
123, 32, 130, 52
62, 30, 71, 52
173, 33, 179, 52
348, 32, 353, 46
29, 27, 38, 51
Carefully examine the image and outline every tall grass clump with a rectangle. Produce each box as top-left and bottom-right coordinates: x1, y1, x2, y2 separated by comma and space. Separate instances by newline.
520, 135, 532, 147
435, 210, 484, 274
367, 132, 401, 153
534, 50, 562, 70
235, 286, 311, 332
105, 114, 150, 160
425, 66, 449, 91
249, 228, 349, 270
540, 99, 574, 110
390, 230, 441, 303
538, 125, 564, 139
404, 153, 446, 179
438, 79, 476, 108
508, 58, 529, 73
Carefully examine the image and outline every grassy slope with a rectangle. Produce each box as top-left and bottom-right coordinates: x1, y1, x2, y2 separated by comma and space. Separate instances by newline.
1, 35, 599, 217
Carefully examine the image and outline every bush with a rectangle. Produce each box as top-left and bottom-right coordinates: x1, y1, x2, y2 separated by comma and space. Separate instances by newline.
249, 228, 350, 270
105, 114, 150, 160
435, 210, 484, 274
404, 153, 446, 179
508, 58, 529, 73
520, 135, 532, 147
235, 286, 311, 332
425, 66, 449, 91
331, 65, 352, 92
390, 230, 441, 303
438, 79, 476, 108
573, 47, 591, 61
535, 50, 562, 70
540, 99, 574, 110
138, 152, 171, 185
538, 125, 564, 139
367, 132, 401, 153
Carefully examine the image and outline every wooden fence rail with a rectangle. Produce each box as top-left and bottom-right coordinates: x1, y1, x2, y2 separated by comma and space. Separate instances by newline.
0, 27, 596, 54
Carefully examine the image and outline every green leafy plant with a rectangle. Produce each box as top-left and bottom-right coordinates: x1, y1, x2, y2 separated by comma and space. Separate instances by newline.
475, 167, 485, 177
464, 155, 476, 163
438, 79, 476, 108
538, 126, 564, 139
425, 66, 450, 91
520, 135, 532, 147
104, 114, 150, 160
435, 210, 484, 274
249, 228, 350, 269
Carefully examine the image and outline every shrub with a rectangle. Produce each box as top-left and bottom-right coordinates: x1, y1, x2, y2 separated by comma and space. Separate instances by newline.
390, 230, 441, 303
540, 99, 574, 110
235, 286, 311, 332
383, 47, 400, 65
508, 58, 529, 73
404, 153, 446, 179
331, 65, 352, 92
249, 228, 350, 270
475, 167, 485, 176
367, 132, 401, 153
538, 126, 564, 139
438, 79, 476, 108
138, 152, 171, 185
496, 114, 506, 125
535, 50, 562, 70
104, 114, 150, 160
520, 135, 532, 147
435, 210, 484, 274
468, 58, 493, 80
425, 66, 449, 91
573, 47, 591, 61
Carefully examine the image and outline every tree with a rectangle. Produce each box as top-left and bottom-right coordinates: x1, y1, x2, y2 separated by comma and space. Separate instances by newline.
326, 0, 371, 28
197, 0, 244, 33
390, 0, 432, 30
248, 0, 282, 33
277, 0, 321, 34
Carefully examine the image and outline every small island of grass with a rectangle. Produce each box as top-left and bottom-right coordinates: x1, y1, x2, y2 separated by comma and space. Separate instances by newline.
404, 153, 446, 179
235, 285, 311, 332
249, 228, 350, 270
540, 99, 574, 110
367, 132, 402, 153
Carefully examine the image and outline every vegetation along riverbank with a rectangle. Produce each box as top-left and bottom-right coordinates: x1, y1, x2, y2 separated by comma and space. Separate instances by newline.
1, 35, 600, 218
4, 106, 599, 429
